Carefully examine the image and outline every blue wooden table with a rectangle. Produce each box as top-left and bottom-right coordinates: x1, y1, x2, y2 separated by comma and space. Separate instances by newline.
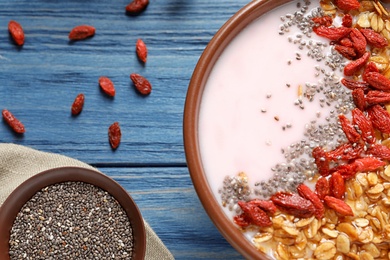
0, 1, 248, 259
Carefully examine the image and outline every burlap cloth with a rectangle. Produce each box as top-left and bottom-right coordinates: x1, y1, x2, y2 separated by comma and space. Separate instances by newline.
0, 143, 174, 260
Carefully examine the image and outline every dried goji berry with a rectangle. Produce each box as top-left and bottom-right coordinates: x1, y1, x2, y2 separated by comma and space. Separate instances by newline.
329, 172, 346, 199
312, 16, 333, 27
352, 157, 386, 172
362, 62, 379, 82
297, 184, 325, 219
130, 73, 152, 95
270, 192, 316, 219
330, 163, 358, 180
313, 26, 351, 41
367, 144, 390, 160
344, 51, 370, 76
352, 108, 376, 144
350, 28, 367, 57
315, 177, 330, 200
342, 14, 353, 27
125, 0, 149, 15
334, 44, 356, 60
237, 201, 272, 227
360, 28, 388, 48
99, 76, 116, 97
312, 146, 330, 176
366, 90, 390, 105
2, 109, 25, 134
233, 213, 251, 228
136, 38, 148, 63
8, 20, 24, 46
367, 104, 390, 134
69, 25, 95, 41
338, 114, 361, 143
340, 37, 353, 47
323, 196, 354, 216
351, 88, 366, 111
341, 78, 369, 91
335, 0, 360, 11
108, 122, 121, 150
248, 199, 277, 215
327, 143, 363, 161
71, 93, 85, 115
365, 72, 390, 92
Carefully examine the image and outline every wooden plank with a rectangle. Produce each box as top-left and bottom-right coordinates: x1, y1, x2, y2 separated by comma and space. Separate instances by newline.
100, 166, 244, 259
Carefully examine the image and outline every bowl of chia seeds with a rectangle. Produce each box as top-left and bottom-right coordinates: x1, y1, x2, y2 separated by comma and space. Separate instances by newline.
0, 167, 146, 260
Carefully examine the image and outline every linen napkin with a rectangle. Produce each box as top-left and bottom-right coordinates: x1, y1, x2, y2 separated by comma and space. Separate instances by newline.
0, 143, 174, 260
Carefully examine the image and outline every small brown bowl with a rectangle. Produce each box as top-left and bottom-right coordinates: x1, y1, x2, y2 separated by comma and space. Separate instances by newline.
184, 0, 291, 259
0, 166, 146, 260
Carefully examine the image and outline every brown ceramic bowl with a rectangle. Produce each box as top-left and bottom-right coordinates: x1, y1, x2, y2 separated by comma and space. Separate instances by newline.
0, 167, 146, 260
184, 0, 291, 259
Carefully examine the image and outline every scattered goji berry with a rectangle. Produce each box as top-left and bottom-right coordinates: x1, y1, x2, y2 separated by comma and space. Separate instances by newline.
99, 76, 116, 97
297, 183, 325, 219
270, 192, 316, 219
338, 114, 361, 143
2, 109, 25, 134
108, 122, 121, 150
130, 73, 152, 95
313, 25, 351, 41
8, 20, 24, 46
329, 172, 346, 199
352, 108, 376, 144
334, 44, 356, 60
331, 163, 358, 180
344, 51, 370, 76
69, 25, 95, 41
367, 104, 390, 134
339, 37, 353, 47
326, 143, 363, 161
136, 38, 148, 63
342, 14, 353, 27
360, 28, 388, 48
367, 144, 390, 160
312, 146, 330, 176
365, 71, 390, 92
352, 157, 386, 172
351, 88, 366, 111
71, 93, 85, 115
335, 0, 360, 11
237, 201, 272, 227
125, 0, 149, 15
315, 177, 330, 200
248, 199, 277, 215
340, 78, 369, 91
366, 90, 390, 105
233, 213, 251, 228
350, 28, 367, 57
312, 16, 333, 27
323, 196, 354, 216
362, 62, 379, 82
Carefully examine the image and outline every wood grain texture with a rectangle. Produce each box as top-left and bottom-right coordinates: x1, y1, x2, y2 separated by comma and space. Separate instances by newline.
1, 0, 250, 259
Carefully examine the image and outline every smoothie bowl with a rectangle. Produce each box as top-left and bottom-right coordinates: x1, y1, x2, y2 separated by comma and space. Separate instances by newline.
184, 0, 390, 259
0, 167, 146, 260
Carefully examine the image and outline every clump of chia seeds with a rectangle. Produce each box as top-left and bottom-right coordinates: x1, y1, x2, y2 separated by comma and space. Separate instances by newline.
219, 0, 355, 210
9, 182, 134, 259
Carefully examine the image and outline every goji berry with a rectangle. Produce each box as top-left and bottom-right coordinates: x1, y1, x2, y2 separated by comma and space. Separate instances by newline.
362, 62, 379, 82
367, 104, 390, 134
2, 109, 25, 134
297, 184, 325, 219
237, 201, 272, 227
108, 122, 121, 150
99, 76, 116, 97
352, 108, 376, 144
233, 213, 251, 228
350, 28, 367, 57
248, 199, 277, 215
270, 192, 316, 219
352, 157, 386, 172
341, 78, 369, 91
366, 90, 390, 105
312, 16, 333, 27
136, 38, 148, 63
342, 14, 353, 27
334, 44, 356, 60
312, 146, 330, 176
367, 144, 390, 160
8, 20, 24, 46
323, 196, 354, 216
365, 71, 390, 92
130, 73, 152, 95
313, 26, 351, 41
360, 28, 388, 48
335, 0, 360, 11
125, 0, 149, 15
329, 172, 346, 199
71, 93, 85, 115
351, 88, 366, 111
344, 51, 370, 76
315, 177, 330, 200
330, 163, 358, 180
69, 25, 95, 41
340, 37, 353, 47
338, 114, 361, 143
326, 143, 362, 161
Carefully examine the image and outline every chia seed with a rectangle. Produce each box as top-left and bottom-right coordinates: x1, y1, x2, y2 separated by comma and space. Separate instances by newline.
9, 182, 134, 260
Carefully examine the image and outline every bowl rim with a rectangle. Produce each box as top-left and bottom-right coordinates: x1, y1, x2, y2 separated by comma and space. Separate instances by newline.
183, 0, 292, 259
0, 166, 146, 260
